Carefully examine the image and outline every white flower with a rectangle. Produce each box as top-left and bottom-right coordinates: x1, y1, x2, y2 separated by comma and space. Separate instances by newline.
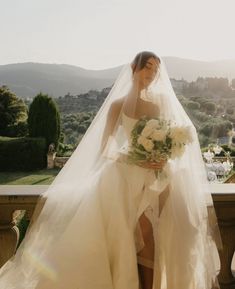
141, 138, 154, 152
137, 136, 154, 152
141, 126, 154, 138
137, 135, 146, 145
203, 150, 214, 162
146, 119, 161, 129
222, 160, 233, 173
151, 129, 167, 142
213, 145, 222, 155
170, 126, 192, 144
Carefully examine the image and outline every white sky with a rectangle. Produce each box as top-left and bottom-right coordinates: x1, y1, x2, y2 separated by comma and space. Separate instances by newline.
1, 0, 235, 69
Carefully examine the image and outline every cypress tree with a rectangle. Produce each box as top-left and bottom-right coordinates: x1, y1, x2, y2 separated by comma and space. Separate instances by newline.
28, 93, 61, 149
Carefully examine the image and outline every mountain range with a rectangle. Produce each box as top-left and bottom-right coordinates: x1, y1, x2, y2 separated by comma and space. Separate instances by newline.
0, 57, 235, 98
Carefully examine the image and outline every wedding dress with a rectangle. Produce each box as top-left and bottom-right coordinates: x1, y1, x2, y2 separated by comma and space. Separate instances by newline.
0, 54, 222, 289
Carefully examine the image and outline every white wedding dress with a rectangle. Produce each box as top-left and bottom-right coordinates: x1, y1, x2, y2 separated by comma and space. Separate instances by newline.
0, 58, 220, 289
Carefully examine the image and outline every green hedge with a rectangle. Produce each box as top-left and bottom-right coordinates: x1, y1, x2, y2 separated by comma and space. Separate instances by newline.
0, 137, 47, 171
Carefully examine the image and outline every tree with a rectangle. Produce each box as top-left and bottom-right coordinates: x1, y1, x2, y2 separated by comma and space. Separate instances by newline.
203, 102, 216, 114
206, 77, 229, 92
199, 119, 232, 139
186, 101, 200, 110
0, 86, 28, 136
28, 93, 61, 149
226, 107, 234, 115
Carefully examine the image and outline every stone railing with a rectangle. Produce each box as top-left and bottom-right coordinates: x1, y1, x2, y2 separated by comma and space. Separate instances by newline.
0, 186, 45, 267
211, 184, 235, 289
54, 156, 69, 168
0, 184, 235, 288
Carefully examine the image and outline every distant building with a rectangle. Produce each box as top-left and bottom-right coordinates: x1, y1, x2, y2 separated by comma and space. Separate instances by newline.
86, 90, 98, 100
170, 78, 188, 92
195, 77, 209, 90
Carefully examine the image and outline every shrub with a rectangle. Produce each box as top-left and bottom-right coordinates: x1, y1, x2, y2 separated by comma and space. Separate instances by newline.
187, 101, 200, 110
0, 137, 46, 171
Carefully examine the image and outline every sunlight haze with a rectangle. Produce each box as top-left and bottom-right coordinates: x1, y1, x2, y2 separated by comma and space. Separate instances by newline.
1, 0, 235, 69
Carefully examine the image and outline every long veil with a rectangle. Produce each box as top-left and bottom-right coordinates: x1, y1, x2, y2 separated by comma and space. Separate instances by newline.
0, 55, 222, 289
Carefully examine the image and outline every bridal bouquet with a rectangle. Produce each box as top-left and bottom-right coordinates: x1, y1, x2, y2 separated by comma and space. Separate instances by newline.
127, 117, 193, 173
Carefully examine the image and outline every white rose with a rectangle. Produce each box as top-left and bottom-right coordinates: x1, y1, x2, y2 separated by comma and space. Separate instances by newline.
151, 129, 167, 142
142, 139, 154, 152
137, 135, 146, 145
146, 119, 161, 129
141, 125, 154, 138
170, 126, 192, 144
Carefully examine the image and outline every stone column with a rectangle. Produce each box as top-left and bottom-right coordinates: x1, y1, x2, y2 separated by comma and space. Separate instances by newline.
212, 193, 235, 289
47, 152, 56, 169
0, 194, 39, 268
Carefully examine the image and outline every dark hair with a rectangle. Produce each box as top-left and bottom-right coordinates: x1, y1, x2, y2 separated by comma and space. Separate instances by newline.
132, 51, 161, 73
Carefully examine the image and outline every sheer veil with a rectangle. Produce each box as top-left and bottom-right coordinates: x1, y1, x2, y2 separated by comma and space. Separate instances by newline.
0, 54, 222, 289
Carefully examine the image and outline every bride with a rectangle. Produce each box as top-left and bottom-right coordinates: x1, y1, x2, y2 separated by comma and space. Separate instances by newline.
0, 51, 222, 289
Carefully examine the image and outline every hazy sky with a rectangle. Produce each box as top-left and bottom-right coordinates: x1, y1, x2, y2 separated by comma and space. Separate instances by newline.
1, 0, 235, 69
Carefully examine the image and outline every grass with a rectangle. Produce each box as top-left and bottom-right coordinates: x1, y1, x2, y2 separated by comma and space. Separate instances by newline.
0, 168, 60, 185
0, 136, 19, 140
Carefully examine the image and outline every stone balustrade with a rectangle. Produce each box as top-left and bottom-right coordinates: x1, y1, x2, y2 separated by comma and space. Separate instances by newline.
0, 184, 234, 288
210, 184, 235, 289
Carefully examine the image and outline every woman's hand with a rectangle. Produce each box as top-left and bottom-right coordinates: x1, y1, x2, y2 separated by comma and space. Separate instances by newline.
137, 159, 167, 170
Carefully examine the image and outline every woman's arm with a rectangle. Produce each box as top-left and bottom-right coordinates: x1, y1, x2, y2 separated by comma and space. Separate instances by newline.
138, 159, 167, 170
100, 98, 124, 152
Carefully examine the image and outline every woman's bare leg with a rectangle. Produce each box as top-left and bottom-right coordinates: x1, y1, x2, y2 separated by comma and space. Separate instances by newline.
137, 212, 154, 289
137, 185, 170, 289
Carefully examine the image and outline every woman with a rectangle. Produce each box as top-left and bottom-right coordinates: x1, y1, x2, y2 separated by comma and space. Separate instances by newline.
0, 51, 222, 289
101, 53, 169, 289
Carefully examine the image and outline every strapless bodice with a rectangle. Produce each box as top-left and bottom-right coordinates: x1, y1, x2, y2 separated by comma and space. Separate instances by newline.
121, 112, 138, 144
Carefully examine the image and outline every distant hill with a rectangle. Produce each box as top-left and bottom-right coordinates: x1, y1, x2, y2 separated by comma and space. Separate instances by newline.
0, 63, 121, 98
1, 57, 235, 98
164, 57, 235, 81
